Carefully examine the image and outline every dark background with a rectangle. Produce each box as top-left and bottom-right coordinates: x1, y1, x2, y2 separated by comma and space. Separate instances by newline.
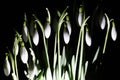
0, 0, 119, 80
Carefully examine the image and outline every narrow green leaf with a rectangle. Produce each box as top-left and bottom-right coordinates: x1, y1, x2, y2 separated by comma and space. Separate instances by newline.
92, 47, 100, 63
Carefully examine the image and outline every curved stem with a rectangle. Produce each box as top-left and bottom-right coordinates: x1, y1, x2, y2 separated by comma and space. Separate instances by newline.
57, 7, 68, 80
46, 8, 51, 23
33, 14, 50, 67
103, 13, 110, 54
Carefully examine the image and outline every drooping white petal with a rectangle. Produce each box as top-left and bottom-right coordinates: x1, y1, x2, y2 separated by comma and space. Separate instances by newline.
111, 26, 117, 41
20, 46, 28, 64
23, 26, 28, 42
4, 58, 11, 76
78, 13, 82, 27
33, 29, 39, 46
100, 16, 106, 30
63, 28, 70, 44
46, 67, 52, 80
66, 21, 72, 35
44, 23, 51, 39
85, 31, 92, 46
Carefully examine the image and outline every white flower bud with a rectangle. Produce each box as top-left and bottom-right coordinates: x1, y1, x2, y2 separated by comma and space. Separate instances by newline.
23, 26, 28, 42
78, 13, 82, 27
44, 23, 51, 39
4, 57, 11, 76
33, 29, 39, 46
78, 5, 83, 27
85, 29, 92, 46
111, 24, 117, 41
63, 27, 70, 44
100, 15, 106, 30
20, 46, 28, 64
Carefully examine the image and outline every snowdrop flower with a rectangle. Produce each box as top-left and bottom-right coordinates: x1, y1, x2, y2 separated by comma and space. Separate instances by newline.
20, 42, 28, 64
3, 55, 11, 76
33, 28, 39, 46
85, 27, 92, 46
44, 22, 51, 39
111, 21, 117, 41
66, 16, 72, 35
63, 26, 70, 44
100, 15, 106, 30
78, 5, 83, 27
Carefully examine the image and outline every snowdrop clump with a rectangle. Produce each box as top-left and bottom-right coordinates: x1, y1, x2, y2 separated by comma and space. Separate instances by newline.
3, 5, 117, 80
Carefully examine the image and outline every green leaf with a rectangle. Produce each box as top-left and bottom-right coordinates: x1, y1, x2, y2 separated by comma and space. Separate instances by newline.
92, 47, 100, 63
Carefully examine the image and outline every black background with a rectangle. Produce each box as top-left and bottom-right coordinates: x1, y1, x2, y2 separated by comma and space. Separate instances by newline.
0, 0, 119, 80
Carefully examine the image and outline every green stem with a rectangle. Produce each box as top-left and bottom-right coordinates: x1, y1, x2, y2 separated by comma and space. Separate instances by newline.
46, 8, 51, 23
33, 14, 50, 67
14, 54, 19, 80
103, 13, 110, 54
53, 35, 57, 69
75, 16, 90, 80
28, 33, 33, 48
8, 51, 15, 74
57, 7, 68, 80
75, 16, 90, 63
78, 23, 85, 80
